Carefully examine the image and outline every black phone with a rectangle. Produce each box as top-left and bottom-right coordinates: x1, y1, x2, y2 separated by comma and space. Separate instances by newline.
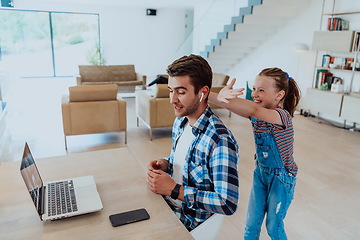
109, 208, 150, 227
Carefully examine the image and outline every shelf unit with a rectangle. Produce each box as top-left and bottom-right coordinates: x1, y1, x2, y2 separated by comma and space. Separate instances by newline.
312, 30, 359, 92
307, 0, 360, 124
323, 11, 360, 16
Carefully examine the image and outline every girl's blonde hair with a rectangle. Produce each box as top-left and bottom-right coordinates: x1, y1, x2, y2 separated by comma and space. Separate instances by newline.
259, 68, 301, 117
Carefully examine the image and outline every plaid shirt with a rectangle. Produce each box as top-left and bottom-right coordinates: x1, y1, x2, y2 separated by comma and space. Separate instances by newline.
166, 106, 239, 231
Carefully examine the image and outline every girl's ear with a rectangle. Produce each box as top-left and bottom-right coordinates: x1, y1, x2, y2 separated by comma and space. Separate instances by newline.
276, 90, 285, 101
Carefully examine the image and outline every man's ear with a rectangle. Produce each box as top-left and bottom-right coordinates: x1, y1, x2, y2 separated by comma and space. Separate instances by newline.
199, 86, 210, 102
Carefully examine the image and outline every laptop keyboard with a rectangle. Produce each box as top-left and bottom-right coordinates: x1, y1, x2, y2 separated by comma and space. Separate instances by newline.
47, 180, 78, 216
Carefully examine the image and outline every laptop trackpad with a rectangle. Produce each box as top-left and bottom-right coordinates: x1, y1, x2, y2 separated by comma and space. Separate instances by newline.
73, 176, 103, 212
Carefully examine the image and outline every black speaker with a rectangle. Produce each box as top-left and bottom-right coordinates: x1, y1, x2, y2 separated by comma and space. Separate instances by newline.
1, 0, 14, 7
146, 9, 157, 16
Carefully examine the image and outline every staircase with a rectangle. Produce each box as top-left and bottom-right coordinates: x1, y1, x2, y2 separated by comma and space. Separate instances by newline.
200, 0, 310, 73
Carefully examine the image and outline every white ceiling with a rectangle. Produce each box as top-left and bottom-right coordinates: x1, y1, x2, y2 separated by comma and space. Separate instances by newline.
40, 0, 212, 8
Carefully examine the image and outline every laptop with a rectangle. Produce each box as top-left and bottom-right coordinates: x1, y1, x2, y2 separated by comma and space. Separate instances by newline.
20, 142, 103, 221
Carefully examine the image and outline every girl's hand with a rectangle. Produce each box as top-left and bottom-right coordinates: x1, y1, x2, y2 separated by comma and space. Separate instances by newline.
218, 78, 245, 103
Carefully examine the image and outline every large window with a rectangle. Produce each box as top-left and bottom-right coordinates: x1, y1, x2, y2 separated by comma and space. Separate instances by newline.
0, 9, 100, 77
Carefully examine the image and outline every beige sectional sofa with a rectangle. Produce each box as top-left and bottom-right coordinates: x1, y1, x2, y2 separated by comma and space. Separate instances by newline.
77, 65, 146, 92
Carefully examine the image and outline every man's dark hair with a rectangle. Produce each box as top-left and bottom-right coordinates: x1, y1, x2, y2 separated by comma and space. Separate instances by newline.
166, 54, 212, 94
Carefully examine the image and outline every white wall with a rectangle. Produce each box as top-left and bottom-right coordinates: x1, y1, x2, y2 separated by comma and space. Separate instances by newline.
192, 0, 248, 53
222, 0, 323, 110
192, 0, 359, 115
14, 0, 189, 79
10, 0, 360, 98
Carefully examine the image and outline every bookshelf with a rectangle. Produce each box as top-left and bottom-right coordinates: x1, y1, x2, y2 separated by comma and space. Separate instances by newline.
312, 30, 359, 92
307, 0, 360, 124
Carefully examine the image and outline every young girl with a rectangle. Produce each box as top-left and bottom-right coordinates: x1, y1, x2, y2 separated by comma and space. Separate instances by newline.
209, 67, 300, 240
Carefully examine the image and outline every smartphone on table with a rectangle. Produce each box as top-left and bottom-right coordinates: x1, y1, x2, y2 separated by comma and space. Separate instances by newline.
109, 208, 150, 227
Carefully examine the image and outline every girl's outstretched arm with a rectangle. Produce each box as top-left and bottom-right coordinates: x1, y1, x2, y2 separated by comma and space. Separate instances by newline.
209, 78, 284, 125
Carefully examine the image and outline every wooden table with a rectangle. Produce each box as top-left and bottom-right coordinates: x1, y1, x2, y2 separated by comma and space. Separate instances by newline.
0, 148, 193, 240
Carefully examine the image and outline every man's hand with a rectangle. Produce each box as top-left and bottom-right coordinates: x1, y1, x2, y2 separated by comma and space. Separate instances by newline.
147, 168, 176, 196
147, 159, 168, 172
218, 78, 245, 103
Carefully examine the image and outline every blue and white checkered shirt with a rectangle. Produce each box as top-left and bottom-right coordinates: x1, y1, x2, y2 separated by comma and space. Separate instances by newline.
166, 106, 239, 231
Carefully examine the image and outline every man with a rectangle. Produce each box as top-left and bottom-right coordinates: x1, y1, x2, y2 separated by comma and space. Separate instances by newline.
146, 54, 239, 231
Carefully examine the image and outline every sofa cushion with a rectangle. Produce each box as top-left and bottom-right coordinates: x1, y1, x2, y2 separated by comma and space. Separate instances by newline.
154, 84, 169, 98
81, 82, 115, 86
108, 65, 136, 82
113, 80, 143, 86
69, 84, 118, 102
79, 65, 109, 82
68, 101, 121, 134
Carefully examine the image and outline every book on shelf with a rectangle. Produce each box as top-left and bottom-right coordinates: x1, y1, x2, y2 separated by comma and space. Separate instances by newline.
316, 70, 333, 89
321, 72, 333, 89
327, 17, 349, 31
322, 55, 331, 67
314, 69, 328, 88
342, 20, 349, 31
353, 31, 360, 51
325, 75, 334, 89
344, 58, 354, 70
327, 17, 332, 31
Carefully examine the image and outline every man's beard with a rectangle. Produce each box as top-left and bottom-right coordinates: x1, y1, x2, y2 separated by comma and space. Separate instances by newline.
174, 100, 200, 118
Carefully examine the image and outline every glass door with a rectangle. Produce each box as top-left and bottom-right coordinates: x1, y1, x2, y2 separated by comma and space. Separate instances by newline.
0, 9, 100, 77
0, 10, 53, 77
51, 12, 100, 76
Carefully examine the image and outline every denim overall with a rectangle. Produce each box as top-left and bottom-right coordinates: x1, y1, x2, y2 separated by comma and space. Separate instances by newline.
244, 123, 296, 240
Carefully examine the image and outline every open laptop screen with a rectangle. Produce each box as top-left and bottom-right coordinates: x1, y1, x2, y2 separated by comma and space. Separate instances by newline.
20, 143, 44, 217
